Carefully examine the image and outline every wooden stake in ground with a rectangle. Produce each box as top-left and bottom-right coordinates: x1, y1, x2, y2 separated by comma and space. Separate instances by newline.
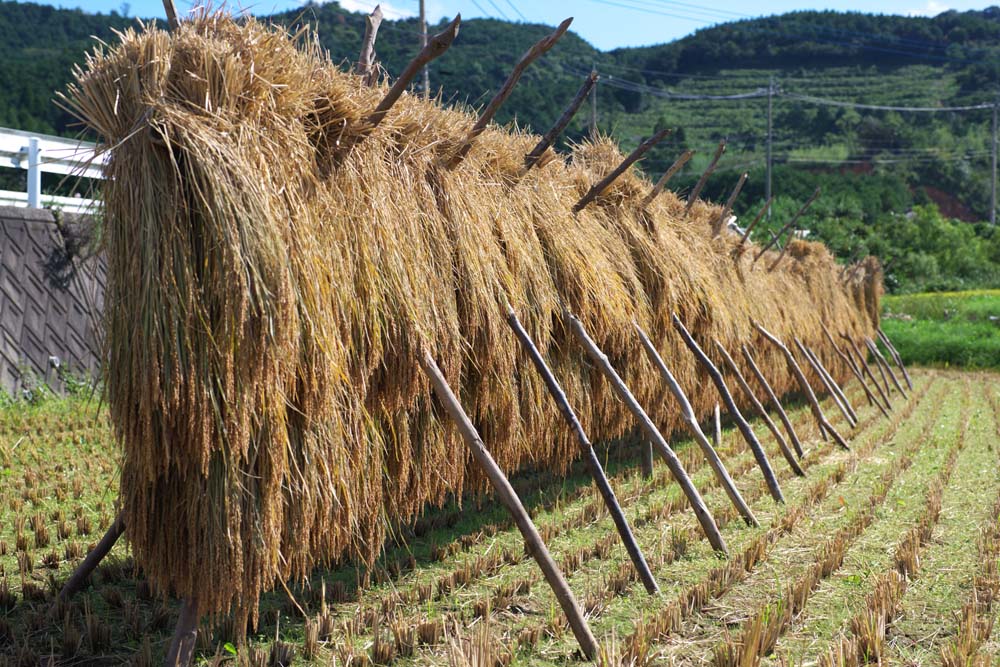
643, 149, 694, 207
671, 315, 784, 502
714, 340, 804, 476
877, 328, 913, 391
821, 325, 890, 419
356, 5, 384, 85
686, 139, 726, 212
635, 324, 758, 527
420, 351, 599, 659
795, 339, 858, 428
574, 128, 672, 213
866, 337, 908, 398
568, 313, 728, 554
754, 321, 850, 450
523, 72, 597, 174
740, 344, 804, 458
713, 404, 722, 450
366, 15, 461, 132
164, 597, 199, 666
507, 308, 659, 594
59, 511, 125, 601
447, 18, 573, 170
842, 333, 893, 410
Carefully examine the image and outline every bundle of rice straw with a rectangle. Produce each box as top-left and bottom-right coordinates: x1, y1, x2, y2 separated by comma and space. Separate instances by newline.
62, 13, 880, 627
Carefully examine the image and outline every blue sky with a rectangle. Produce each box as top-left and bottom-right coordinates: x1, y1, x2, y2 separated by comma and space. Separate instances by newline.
38, 0, 998, 49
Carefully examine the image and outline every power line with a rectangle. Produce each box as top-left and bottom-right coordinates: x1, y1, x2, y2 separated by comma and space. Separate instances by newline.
503, 0, 527, 21
783, 92, 993, 113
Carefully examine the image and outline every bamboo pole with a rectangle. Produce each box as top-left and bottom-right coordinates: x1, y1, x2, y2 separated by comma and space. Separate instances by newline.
643, 149, 694, 207
574, 128, 672, 213
59, 511, 125, 601
877, 328, 913, 391
713, 171, 748, 237
523, 72, 597, 174
822, 325, 890, 418
842, 333, 893, 410
686, 139, 725, 212
366, 16, 461, 132
420, 351, 599, 658
866, 337, 908, 398
164, 597, 199, 666
447, 18, 573, 170
754, 321, 850, 450
714, 340, 803, 476
740, 344, 804, 458
568, 313, 728, 554
672, 315, 784, 503
795, 339, 857, 428
635, 324, 758, 527
507, 308, 659, 594
356, 5, 384, 85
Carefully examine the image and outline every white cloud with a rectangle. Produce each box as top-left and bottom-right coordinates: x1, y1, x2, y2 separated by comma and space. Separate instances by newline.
904, 0, 949, 16
327, 0, 416, 20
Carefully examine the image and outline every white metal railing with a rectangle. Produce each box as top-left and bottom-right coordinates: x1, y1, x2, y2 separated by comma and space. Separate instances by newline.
0, 126, 104, 215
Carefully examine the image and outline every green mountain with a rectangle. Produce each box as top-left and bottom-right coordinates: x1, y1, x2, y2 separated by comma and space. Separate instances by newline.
0, 0, 998, 291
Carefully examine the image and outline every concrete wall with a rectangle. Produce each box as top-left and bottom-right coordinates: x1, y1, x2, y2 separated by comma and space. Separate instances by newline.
0, 206, 104, 395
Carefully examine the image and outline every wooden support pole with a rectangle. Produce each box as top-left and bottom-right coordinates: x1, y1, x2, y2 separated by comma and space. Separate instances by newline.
164, 597, 200, 666
803, 341, 859, 425
713, 404, 722, 450
714, 340, 804, 476
635, 324, 758, 527
356, 5, 384, 85
420, 351, 599, 659
162, 0, 179, 29
523, 72, 597, 174
740, 344, 804, 458
672, 315, 784, 503
737, 196, 773, 248
59, 512, 125, 601
686, 140, 726, 212
754, 321, 850, 450
507, 308, 659, 594
795, 339, 857, 429
568, 313, 728, 554
866, 337, 908, 399
573, 128, 672, 213
640, 438, 654, 479
877, 328, 913, 391
366, 16, 461, 133
643, 149, 694, 207
713, 171, 748, 237
446, 18, 573, 170
842, 334, 893, 411
822, 325, 890, 418
753, 186, 821, 264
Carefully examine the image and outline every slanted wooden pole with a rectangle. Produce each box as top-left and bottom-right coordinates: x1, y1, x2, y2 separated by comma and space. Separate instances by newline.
686, 140, 725, 212
643, 149, 695, 207
366, 16, 461, 133
714, 340, 803, 476
507, 308, 659, 595
446, 18, 573, 170
523, 72, 597, 174
754, 321, 850, 450
356, 5, 384, 85
568, 313, 728, 554
795, 339, 857, 429
741, 344, 804, 458
753, 186, 821, 265
713, 404, 722, 450
803, 341, 859, 424
877, 328, 913, 391
672, 315, 784, 503
713, 171, 748, 237
162, 0, 179, 29
737, 196, 773, 248
574, 128, 672, 213
164, 597, 199, 666
59, 511, 125, 601
866, 337, 907, 398
635, 324, 758, 527
822, 325, 890, 418
843, 334, 893, 410
420, 351, 599, 659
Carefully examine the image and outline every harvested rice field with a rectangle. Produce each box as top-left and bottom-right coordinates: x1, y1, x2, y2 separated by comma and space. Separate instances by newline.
0, 367, 997, 665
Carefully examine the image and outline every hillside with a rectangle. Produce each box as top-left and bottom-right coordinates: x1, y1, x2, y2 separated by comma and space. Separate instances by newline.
0, 0, 997, 291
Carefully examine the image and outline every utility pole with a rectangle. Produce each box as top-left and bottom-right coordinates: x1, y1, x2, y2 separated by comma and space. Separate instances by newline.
992, 101, 997, 225
766, 74, 774, 219
420, 0, 429, 99
590, 66, 598, 136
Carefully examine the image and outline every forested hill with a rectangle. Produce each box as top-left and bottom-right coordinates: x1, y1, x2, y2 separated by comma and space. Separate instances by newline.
1, 0, 999, 291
